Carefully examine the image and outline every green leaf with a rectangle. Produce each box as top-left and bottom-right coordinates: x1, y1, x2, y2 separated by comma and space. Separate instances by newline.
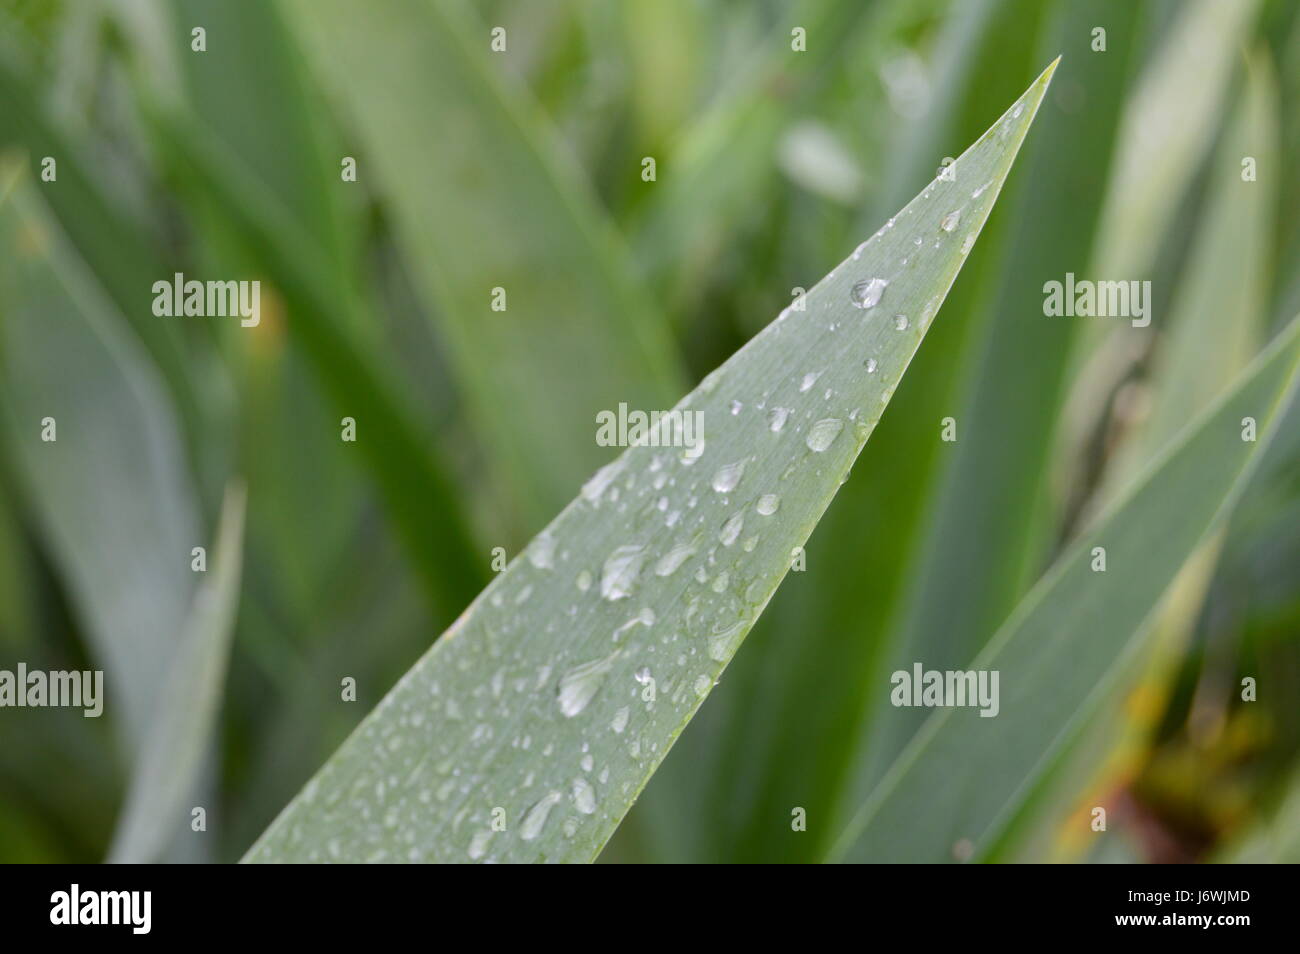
244, 61, 1058, 863
108, 482, 246, 863
830, 313, 1300, 863
279, 0, 686, 528
0, 164, 201, 753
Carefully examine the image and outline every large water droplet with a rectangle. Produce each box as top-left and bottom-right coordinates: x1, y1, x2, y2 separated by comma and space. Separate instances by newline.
711, 460, 746, 493
756, 494, 780, 516
519, 791, 562, 841
600, 544, 645, 600
805, 418, 844, 453
940, 210, 961, 232
557, 652, 619, 717
849, 277, 888, 310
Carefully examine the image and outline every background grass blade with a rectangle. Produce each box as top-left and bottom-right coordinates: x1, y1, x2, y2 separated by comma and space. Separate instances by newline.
834, 0, 1145, 829
242, 62, 1056, 864
0, 166, 200, 753
831, 314, 1300, 863
282, 0, 686, 532
108, 482, 246, 863
632, 0, 1054, 864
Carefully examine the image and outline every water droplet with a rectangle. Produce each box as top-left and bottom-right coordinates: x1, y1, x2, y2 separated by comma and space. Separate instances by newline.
940, 210, 960, 232
1012, 102, 1024, 119
960, 233, 976, 256
612, 607, 655, 641
799, 372, 819, 393
611, 706, 630, 734
571, 777, 597, 815
768, 406, 791, 432
525, 532, 556, 569
729, 399, 743, 416
866, 358, 878, 373
581, 459, 625, 503
468, 829, 492, 860
806, 418, 844, 452
693, 674, 712, 697
576, 569, 592, 592
711, 571, 730, 593
557, 652, 619, 717
719, 512, 745, 546
655, 541, 696, 577
756, 494, 780, 516
708, 619, 748, 662
600, 544, 645, 601
711, 460, 746, 493
519, 791, 562, 841
894, 314, 909, 331
634, 666, 652, 684
849, 278, 888, 310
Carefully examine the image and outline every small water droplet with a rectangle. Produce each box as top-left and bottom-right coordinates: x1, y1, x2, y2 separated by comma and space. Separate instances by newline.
960, 233, 976, 256
719, 512, 745, 546
468, 829, 492, 860
805, 418, 844, 452
849, 277, 888, 310
581, 460, 625, 503
1012, 102, 1024, 119
600, 544, 645, 601
655, 541, 696, 577
866, 358, 878, 374
693, 674, 712, 697
571, 777, 597, 814
940, 210, 960, 232
526, 532, 556, 569
711, 460, 746, 493
576, 570, 592, 592
519, 791, 563, 841
634, 666, 652, 684
557, 652, 619, 717
799, 372, 819, 393
756, 494, 780, 516
611, 706, 630, 734
768, 406, 791, 432
729, 399, 743, 416
894, 314, 909, 331
708, 619, 748, 662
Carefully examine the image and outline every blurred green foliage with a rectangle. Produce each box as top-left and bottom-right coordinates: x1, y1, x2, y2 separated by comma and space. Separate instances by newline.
0, 0, 1297, 863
